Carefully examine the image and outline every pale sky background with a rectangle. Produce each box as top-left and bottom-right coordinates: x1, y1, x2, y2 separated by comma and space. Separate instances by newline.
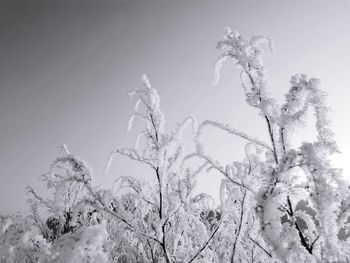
1, 0, 350, 215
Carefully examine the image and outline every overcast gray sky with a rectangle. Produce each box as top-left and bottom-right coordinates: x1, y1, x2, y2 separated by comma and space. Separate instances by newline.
1, 0, 350, 215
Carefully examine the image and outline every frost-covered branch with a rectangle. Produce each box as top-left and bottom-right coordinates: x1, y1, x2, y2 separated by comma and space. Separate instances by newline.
196, 120, 273, 152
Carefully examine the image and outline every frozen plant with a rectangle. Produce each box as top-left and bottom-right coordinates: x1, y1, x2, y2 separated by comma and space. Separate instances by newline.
195, 28, 350, 262
1, 28, 349, 263
101, 75, 220, 263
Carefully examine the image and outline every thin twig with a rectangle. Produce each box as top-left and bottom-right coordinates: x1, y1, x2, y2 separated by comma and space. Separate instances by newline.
187, 224, 220, 263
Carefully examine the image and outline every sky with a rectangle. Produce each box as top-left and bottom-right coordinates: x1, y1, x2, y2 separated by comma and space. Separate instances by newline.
1, 0, 350, 215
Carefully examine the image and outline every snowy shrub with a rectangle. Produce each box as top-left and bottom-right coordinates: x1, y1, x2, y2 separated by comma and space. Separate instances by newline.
1, 29, 350, 263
